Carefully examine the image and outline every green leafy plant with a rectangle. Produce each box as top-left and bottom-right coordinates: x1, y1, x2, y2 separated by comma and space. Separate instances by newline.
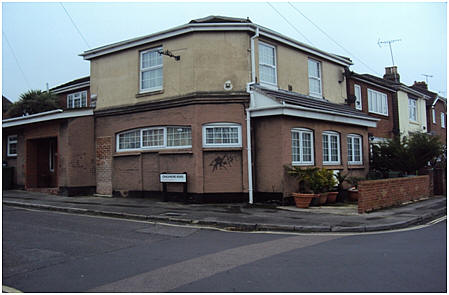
345, 176, 364, 189
285, 166, 335, 194
6, 90, 60, 118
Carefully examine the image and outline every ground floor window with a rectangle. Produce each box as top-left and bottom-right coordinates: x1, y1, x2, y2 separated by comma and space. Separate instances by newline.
291, 128, 314, 165
203, 123, 242, 147
7, 135, 17, 157
347, 134, 363, 165
322, 131, 340, 165
117, 126, 191, 152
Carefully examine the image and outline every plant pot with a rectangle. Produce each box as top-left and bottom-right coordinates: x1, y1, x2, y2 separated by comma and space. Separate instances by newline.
348, 188, 359, 202
326, 191, 338, 203
291, 192, 317, 208
318, 193, 327, 205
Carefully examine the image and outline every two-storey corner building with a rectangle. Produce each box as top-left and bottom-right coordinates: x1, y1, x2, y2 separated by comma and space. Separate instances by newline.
410, 81, 447, 144
2, 77, 95, 196
346, 70, 397, 145
80, 16, 378, 202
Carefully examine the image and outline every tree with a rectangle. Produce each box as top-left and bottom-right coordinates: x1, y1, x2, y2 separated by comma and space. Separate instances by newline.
6, 90, 60, 118
371, 133, 445, 176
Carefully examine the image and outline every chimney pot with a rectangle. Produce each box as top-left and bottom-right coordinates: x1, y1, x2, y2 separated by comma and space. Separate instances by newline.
383, 66, 400, 83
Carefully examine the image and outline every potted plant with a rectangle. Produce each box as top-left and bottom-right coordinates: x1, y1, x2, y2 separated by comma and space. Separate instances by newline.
285, 166, 321, 208
321, 169, 338, 203
346, 176, 364, 202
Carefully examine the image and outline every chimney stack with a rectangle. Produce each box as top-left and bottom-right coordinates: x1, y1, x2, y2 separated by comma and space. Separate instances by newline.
412, 81, 428, 91
383, 66, 400, 83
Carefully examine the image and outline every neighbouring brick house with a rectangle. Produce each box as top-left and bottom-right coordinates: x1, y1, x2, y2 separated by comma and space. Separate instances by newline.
346, 66, 430, 141
2, 78, 95, 196
80, 15, 378, 202
2, 96, 13, 119
346, 70, 397, 145
410, 81, 447, 144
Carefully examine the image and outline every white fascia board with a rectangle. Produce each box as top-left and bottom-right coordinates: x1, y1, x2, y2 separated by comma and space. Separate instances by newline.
81, 24, 254, 60
252, 90, 281, 108
258, 28, 352, 67
432, 96, 447, 107
249, 105, 378, 128
81, 23, 351, 66
51, 81, 90, 94
399, 85, 430, 99
2, 109, 93, 128
351, 76, 396, 92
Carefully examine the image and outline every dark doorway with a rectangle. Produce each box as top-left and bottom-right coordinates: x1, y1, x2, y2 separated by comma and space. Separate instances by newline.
26, 137, 58, 188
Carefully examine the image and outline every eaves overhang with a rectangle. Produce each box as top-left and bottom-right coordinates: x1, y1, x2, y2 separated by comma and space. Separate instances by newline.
351, 75, 396, 93
51, 81, 90, 94
2, 109, 93, 128
250, 87, 379, 128
80, 22, 352, 67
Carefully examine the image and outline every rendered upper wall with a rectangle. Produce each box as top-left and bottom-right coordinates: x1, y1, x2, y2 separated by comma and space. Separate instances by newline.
89, 30, 349, 111
397, 90, 427, 136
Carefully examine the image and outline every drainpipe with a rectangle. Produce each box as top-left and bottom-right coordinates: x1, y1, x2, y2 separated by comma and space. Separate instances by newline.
246, 26, 259, 205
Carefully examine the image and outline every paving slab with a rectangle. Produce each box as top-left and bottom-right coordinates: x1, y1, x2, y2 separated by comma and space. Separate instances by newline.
2, 189, 446, 233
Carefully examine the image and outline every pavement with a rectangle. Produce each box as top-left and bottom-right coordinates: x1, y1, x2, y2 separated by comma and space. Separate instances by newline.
2, 189, 447, 233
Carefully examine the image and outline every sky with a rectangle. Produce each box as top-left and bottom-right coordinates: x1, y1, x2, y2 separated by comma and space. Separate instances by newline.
2, 1, 447, 102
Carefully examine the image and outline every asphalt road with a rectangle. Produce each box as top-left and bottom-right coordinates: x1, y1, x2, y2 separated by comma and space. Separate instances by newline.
2, 205, 447, 292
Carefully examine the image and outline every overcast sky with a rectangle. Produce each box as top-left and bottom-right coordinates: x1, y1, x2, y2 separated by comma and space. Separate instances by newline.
2, 1, 447, 102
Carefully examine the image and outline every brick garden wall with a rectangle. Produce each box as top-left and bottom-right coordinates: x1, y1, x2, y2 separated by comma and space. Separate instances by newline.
358, 175, 430, 213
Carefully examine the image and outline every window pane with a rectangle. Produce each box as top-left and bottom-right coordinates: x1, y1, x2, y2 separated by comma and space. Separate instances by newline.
309, 78, 321, 94
260, 65, 276, 84
259, 44, 275, 66
347, 137, 353, 162
142, 128, 164, 147
292, 132, 300, 162
142, 50, 162, 68
302, 132, 312, 162
142, 68, 163, 90
330, 135, 338, 162
308, 59, 319, 78
119, 130, 141, 150
322, 135, 329, 162
354, 137, 361, 162
167, 127, 191, 147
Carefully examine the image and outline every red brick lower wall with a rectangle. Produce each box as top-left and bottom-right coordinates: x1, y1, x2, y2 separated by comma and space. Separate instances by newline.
358, 175, 430, 213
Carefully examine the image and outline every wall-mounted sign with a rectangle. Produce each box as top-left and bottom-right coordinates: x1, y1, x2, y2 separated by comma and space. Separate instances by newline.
160, 173, 187, 183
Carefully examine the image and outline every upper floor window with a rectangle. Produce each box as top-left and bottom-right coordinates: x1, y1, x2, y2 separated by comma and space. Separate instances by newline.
368, 89, 388, 116
67, 91, 87, 108
7, 135, 17, 157
140, 47, 163, 93
258, 42, 277, 86
291, 128, 314, 165
432, 108, 436, 124
408, 98, 417, 122
117, 126, 191, 152
308, 59, 322, 98
354, 84, 362, 110
441, 112, 446, 128
203, 123, 242, 148
322, 131, 340, 165
347, 134, 363, 165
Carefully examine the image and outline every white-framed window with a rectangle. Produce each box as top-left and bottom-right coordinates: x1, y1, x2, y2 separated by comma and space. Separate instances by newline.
291, 128, 314, 165
308, 58, 322, 98
354, 84, 362, 110
432, 108, 436, 124
203, 123, 242, 148
117, 126, 192, 152
408, 98, 417, 122
367, 89, 388, 116
258, 41, 277, 86
7, 135, 17, 157
441, 112, 445, 128
67, 91, 87, 108
322, 131, 340, 165
347, 134, 363, 165
140, 47, 163, 93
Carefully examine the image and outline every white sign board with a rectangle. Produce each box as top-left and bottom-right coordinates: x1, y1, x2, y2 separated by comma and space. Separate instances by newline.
160, 173, 187, 183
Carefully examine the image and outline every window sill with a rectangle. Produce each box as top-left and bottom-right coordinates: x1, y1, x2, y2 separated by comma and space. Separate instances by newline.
159, 149, 193, 155
409, 120, 419, 125
348, 164, 364, 169
113, 151, 141, 157
203, 147, 242, 152
322, 164, 344, 169
136, 89, 164, 98
6, 155, 17, 158
368, 111, 389, 118
291, 162, 315, 167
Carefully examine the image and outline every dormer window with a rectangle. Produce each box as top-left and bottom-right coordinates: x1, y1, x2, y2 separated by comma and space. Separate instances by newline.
67, 91, 87, 108
258, 41, 277, 87
140, 47, 163, 93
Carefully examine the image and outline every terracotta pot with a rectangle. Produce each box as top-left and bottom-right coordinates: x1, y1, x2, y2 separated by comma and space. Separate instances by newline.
291, 193, 317, 208
318, 193, 327, 205
348, 188, 359, 202
326, 192, 338, 203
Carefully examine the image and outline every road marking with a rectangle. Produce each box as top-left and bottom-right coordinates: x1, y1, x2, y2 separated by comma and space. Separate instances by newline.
89, 234, 338, 292
2, 285, 22, 293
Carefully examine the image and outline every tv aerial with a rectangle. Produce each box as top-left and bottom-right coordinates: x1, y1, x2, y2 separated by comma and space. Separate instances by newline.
378, 38, 402, 66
